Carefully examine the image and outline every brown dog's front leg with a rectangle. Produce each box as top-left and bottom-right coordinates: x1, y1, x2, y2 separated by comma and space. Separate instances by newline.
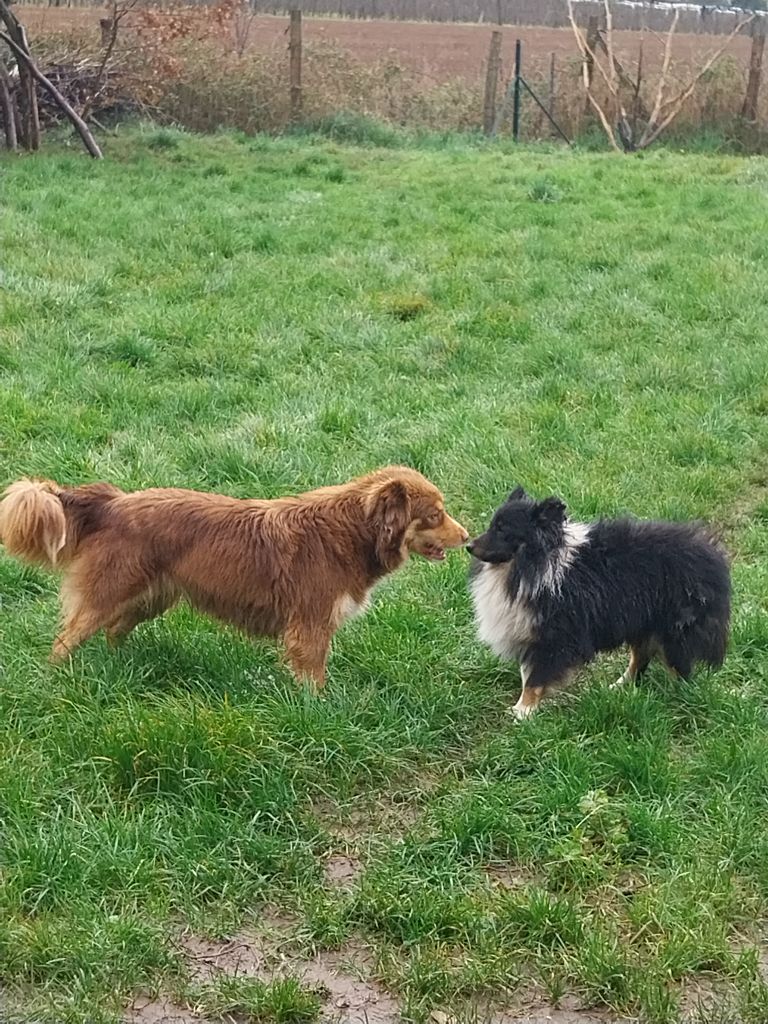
283, 624, 331, 692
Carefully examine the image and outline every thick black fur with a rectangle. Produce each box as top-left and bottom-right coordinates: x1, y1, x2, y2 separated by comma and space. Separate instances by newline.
468, 486, 731, 694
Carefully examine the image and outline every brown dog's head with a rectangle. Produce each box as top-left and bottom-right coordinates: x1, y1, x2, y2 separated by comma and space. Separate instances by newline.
364, 466, 468, 571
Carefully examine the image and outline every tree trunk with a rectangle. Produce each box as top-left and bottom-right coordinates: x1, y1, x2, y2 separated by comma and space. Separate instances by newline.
0, 0, 40, 149
0, 56, 17, 149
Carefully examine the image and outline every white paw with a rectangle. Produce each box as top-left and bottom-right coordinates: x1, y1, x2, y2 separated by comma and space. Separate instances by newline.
610, 671, 631, 691
511, 699, 534, 721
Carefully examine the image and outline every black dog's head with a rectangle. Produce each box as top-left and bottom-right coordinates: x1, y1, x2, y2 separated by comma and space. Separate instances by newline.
467, 486, 567, 563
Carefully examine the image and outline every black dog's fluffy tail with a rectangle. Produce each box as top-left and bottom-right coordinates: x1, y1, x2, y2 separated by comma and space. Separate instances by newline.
664, 531, 731, 676
690, 611, 730, 669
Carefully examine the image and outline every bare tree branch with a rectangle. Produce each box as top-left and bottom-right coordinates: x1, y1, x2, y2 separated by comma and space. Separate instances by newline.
603, 0, 616, 93
640, 14, 754, 147
567, 0, 622, 152
0, 0, 39, 149
569, 0, 754, 154
644, 8, 679, 141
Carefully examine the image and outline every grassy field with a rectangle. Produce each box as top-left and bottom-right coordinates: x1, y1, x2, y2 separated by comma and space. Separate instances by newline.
2, 125, 768, 1024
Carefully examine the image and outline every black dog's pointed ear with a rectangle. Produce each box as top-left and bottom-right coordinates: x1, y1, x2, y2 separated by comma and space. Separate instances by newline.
507, 486, 528, 502
534, 496, 567, 524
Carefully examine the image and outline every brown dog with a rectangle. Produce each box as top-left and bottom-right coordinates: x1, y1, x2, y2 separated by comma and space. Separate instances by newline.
0, 467, 467, 688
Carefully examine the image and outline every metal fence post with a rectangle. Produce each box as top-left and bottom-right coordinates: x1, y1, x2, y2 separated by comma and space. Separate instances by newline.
512, 37, 521, 141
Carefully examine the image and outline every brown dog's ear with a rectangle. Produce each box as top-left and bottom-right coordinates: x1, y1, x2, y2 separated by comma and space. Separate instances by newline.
368, 479, 412, 570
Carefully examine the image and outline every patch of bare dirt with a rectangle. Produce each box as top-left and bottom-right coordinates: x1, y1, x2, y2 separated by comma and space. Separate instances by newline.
442, 993, 637, 1023
311, 795, 414, 839
178, 931, 400, 1024
483, 863, 537, 891
679, 980, 724, 1021
484, 1013, 630, 1023
310, 787, 429, 848
182, 932, 273, 984
324, 852, 364, 888
300, 947, 400, 1023
178, 908, 297, 983
123, 993, 199, 1024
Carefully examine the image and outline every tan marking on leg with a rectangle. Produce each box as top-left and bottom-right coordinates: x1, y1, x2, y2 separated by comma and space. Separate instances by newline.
512, 662, 578, 719
511, 663, 544, 720
612, 641, 655, 689
511, 685, 544, 720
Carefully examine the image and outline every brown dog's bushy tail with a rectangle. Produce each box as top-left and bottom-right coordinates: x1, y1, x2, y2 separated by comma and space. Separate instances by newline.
0, 479, 69, 568
0, 478, 123, 570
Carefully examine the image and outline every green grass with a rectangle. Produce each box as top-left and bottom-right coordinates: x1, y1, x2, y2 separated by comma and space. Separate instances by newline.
2, 124, 768, 1023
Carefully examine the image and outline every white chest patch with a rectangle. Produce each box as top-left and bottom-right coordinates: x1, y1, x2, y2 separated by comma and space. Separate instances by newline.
535, 520, 591, 596
333, 591, 372, 629
470, 563, 536, 661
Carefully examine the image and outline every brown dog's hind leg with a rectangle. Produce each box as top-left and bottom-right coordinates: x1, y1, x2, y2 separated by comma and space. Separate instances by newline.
104, 585, 179, 647
50, 560, 157, 664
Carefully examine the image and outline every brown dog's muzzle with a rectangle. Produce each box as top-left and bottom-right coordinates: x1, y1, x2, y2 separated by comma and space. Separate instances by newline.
411, 514, 469, 562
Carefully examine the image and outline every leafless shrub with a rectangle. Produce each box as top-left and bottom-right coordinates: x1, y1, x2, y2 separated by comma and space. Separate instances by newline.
567, 0, 754, 150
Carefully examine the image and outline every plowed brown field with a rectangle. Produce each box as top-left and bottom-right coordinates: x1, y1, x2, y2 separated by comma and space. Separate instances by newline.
18, 5, 751, 81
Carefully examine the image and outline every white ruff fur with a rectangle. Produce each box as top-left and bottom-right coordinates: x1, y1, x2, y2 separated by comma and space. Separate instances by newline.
534, 520, 591, 596
470, 563, 536, 661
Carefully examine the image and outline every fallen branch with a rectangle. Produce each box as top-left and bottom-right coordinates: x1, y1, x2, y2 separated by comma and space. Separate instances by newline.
0, 31, 103, 157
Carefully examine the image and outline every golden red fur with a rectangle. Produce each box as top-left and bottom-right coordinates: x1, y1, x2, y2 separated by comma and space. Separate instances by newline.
0, 467, 468, 688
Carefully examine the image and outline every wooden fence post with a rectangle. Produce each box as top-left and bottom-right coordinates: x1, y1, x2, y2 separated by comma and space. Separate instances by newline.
741, 21, 765, 122
100, 17, 114, 45
482, 29, 502, 134
289, 8, 302, 122
548, 50, 556, 122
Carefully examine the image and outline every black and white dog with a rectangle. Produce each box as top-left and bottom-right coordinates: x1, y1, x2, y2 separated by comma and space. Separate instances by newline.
468, 487, 731, 719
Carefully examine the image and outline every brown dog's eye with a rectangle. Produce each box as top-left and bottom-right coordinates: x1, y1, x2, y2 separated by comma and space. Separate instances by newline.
426, 510, 443, 527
